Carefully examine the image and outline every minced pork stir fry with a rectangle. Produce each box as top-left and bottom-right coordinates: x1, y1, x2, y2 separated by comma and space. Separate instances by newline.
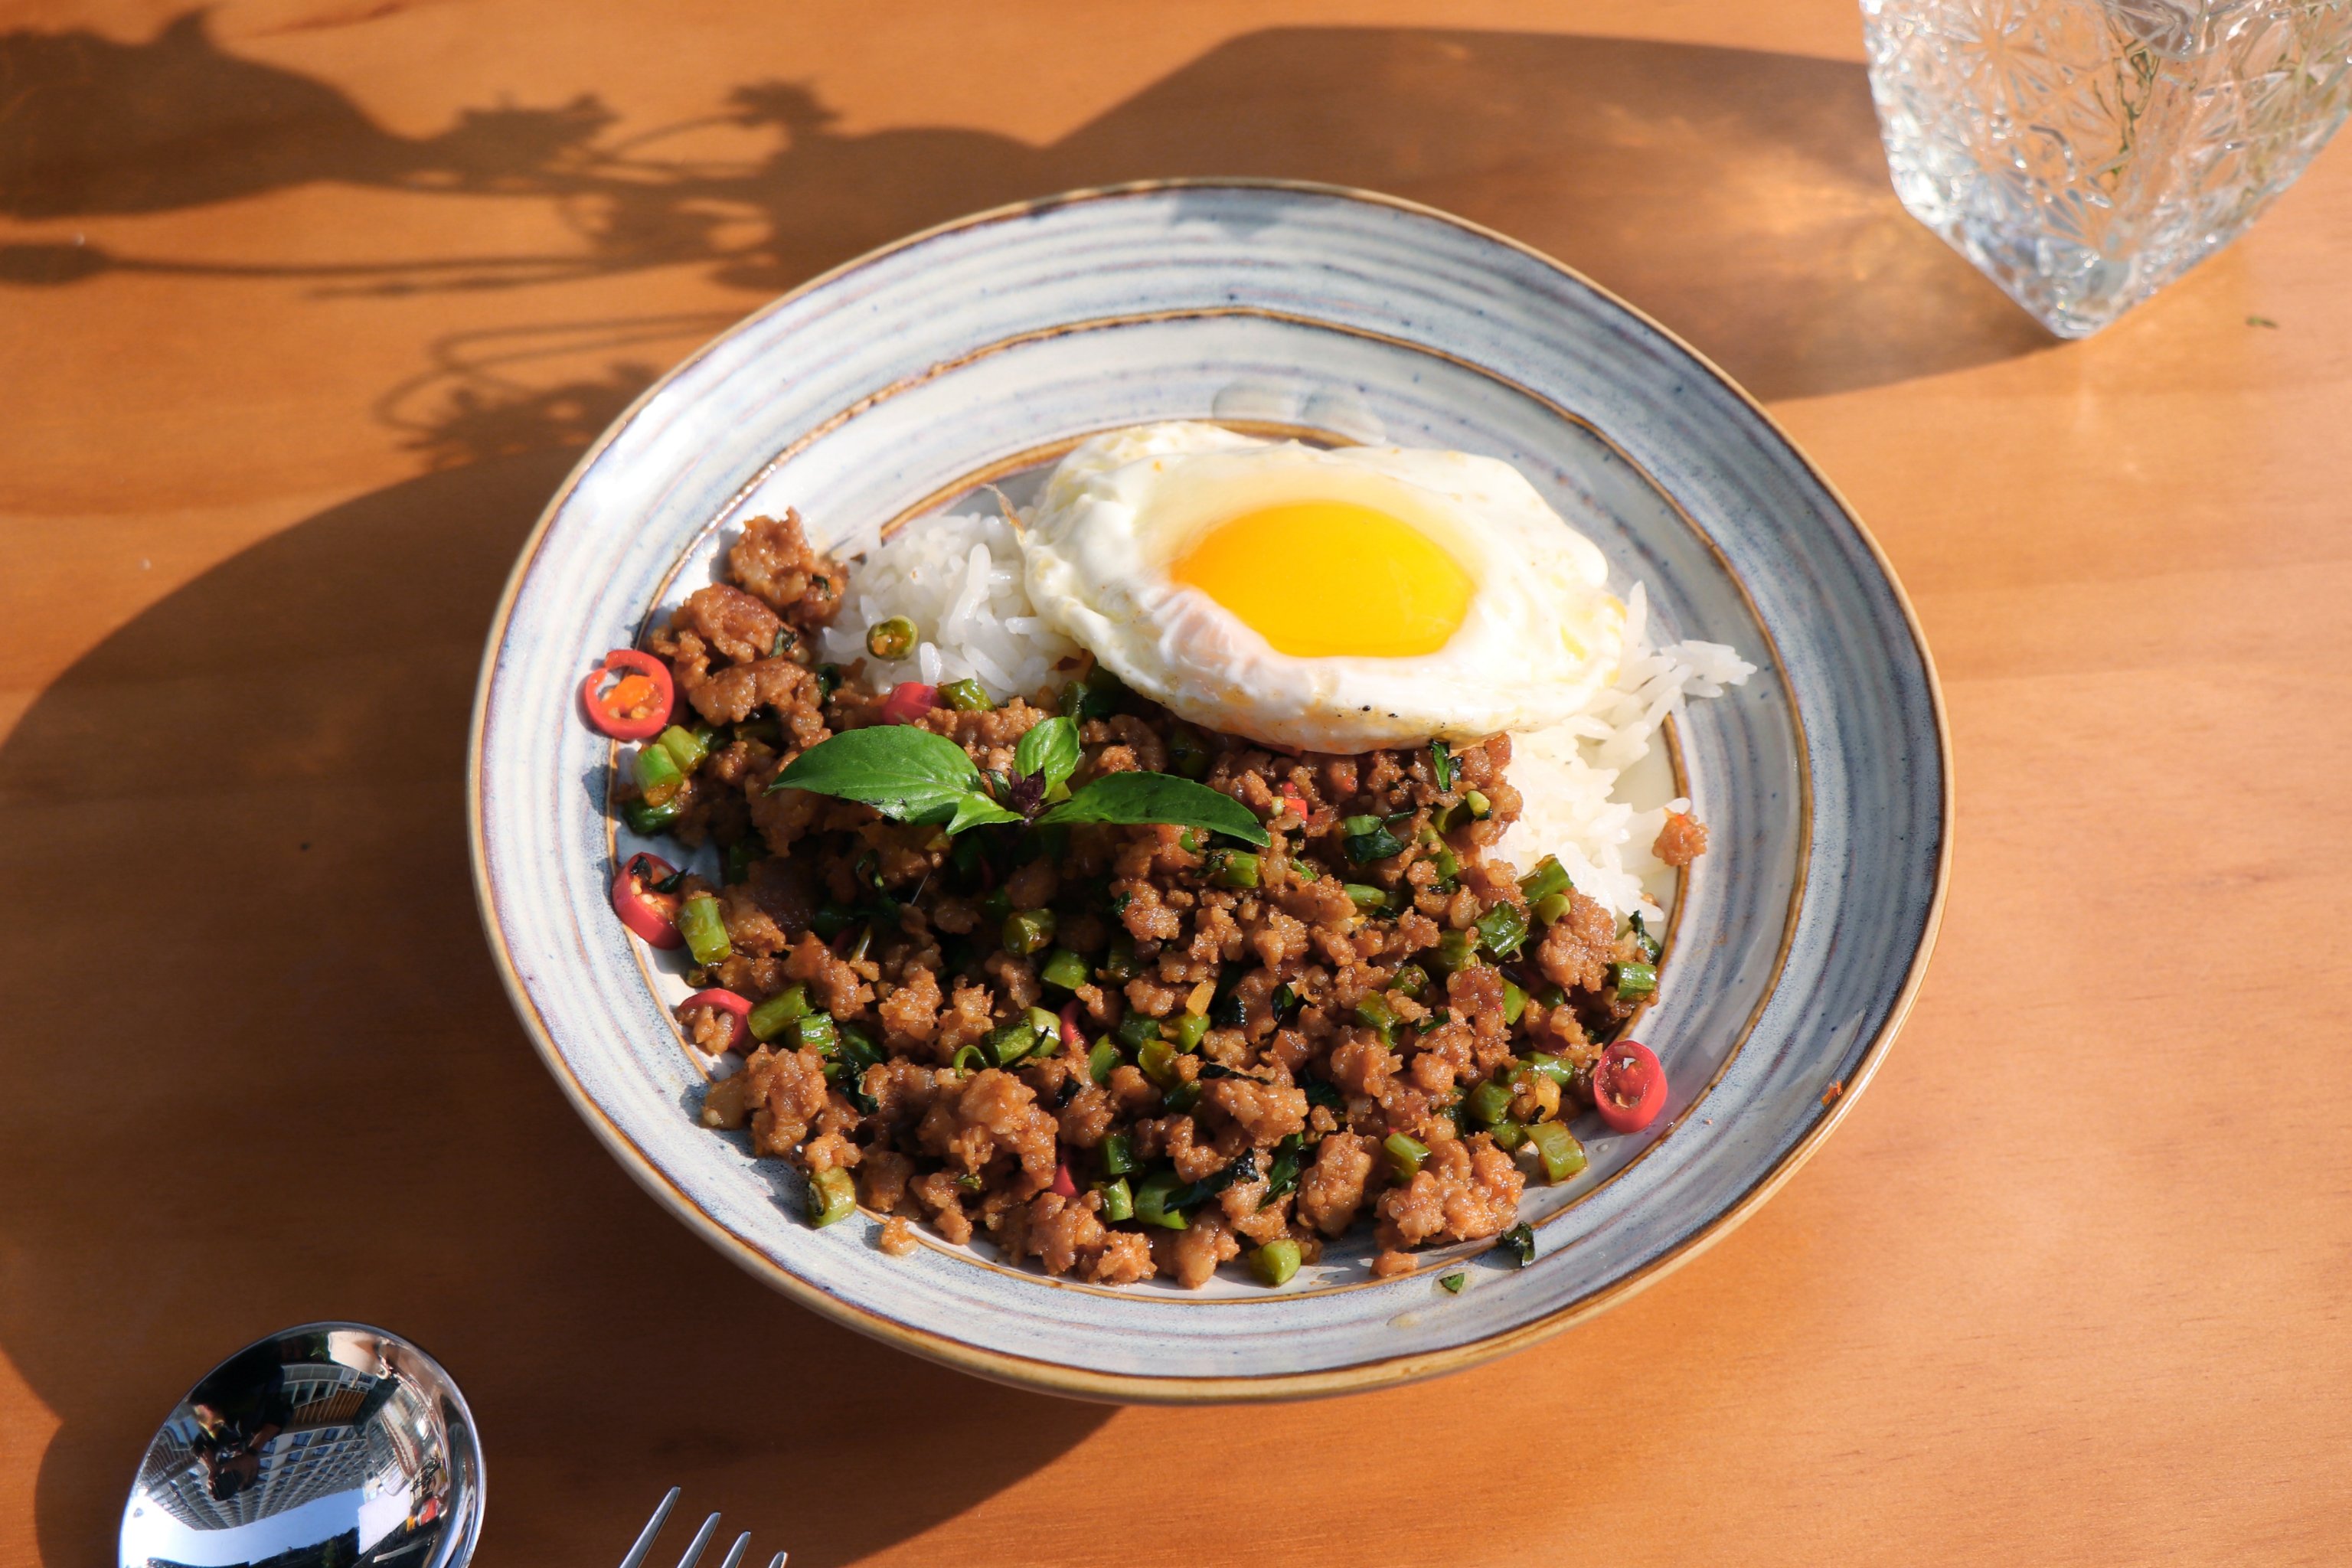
586, 512, 1704, 1287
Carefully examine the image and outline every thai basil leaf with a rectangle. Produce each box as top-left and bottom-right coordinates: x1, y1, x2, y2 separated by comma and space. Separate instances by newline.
766, 725, 984, 825
945, 792, 1024, 835
1013, 714, 1081, 791
1037, 771, 1270, 847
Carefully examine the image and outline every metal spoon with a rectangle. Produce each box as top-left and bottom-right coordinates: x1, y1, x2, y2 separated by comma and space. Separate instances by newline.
119, 1321, 484, 1568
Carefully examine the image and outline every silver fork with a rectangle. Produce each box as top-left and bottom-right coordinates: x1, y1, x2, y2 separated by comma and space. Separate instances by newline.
617, 1486, 786, 1568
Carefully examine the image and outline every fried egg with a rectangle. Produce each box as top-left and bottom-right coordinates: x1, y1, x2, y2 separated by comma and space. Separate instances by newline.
1017, 422, 1625, 753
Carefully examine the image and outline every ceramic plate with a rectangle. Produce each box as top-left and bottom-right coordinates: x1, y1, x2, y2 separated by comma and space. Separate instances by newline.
469, 181, 1949, 1402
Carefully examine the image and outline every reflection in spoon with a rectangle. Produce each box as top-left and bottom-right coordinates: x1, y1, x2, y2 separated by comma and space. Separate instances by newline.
119, 1321, 483, 1568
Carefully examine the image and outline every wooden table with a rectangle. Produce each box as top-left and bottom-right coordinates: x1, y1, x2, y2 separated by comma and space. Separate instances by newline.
6, 2, 2347, 1562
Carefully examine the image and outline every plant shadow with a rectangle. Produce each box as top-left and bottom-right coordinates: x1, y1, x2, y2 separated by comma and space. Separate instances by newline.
0, 12, 2048, 400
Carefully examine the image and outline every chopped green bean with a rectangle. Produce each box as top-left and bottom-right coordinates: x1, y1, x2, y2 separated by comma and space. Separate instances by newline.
1439, 1271, 1467, 1295
1001, 906, 1057, 956
1097, 934, 1138, 983
1489, 1120, 1527, 1152
1499, 1223, 1535, 1266
938, 678, 993, 712
1171, 1012, 1210, 1052
805, 1167, 856, 1227
1501, 978, 1527, 1025
747, 985, 811, 1041
1040, 947, 1089, 991
1354, 992, 1398, 1044
632, 742, 685, 808
1389, 963, 1429, 997
1095, 1177, 1135, 1223
1517, 854, 1570, 905
988, 1018, 1042, 1067
625, 796, 682, 835
1534, 891, 1571, 926
675, 893, 731, 965
1383, 1132, 1430, 1180
1087, 1037, 1119, 1085
1464, 789, 1491, 820
1610, 961, 1658, 999
789, 1011, 838, 1054
1250, 1239, 1302, 1287
1526, 1119, 1588, 1184
1100, 1131, 1137, 1177
1465, 1079, 1513, 1129
864, 616, 916, 659
1136, 1037, 1181, 1089
1204, 848, 1261, 888
1434, 929, 1478, 973
655, 724, 710, 775
1344, 882, 1391, 912
1132, 1171, 1190, 1230
1475, 902, 1530, 961
1522, 1053, 1574, 1089
1117, 1013, 1162, 1050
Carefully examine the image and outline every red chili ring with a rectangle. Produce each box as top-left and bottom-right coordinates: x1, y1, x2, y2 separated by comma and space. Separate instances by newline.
1058, 1001, 1086, 1053
582, 648, 675, 740
1592, 1040, 1668, 1133
611, 853, 685, 949
877, 681, 938, 724
679, 988, 753, 1054
1050, 1160, 1079, 1198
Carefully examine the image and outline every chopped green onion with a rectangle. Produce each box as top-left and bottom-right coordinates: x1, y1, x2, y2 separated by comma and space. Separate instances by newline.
1439, 1271, 1467, 1295
1522, 1054, 1575, 1089
1171, 1012, 1210, 1052
1434, 929, 1478, 973
1465, 1079, 1513, 1129
624, 796, 682, 835
632, 742, 685, 808
676, 893, 730, 965
1464, 789, 1491, 820
1429, 739, 1455, 790
1001, 906, 1057, 957
1518, 855, 1571, 905
1628, 912, 1662, 962
1383, 1131, 1430, 1180
1501, 979, 1527, 1025
1100, 1131, 1137, 1176
950, 1043, 985, 1072
1526, 1119, 1588, 1184
1040, 947, 1089, 992
1250, 1239, 1302, 1287
805, 1167, 856, 1227
1475, 902, 1530, 961
1204, 848, 1261, 888
655, 724, 710, 775
1117, 1013, 1162, 1050
789, 1011, 838, 1054
1178, 828, 1201, 855
1087, 1037, 1119, 1086
1344, 882, 1390, 912
1095, 1177, 1135, 1223
1165, 724, 1210, 778
1499, 1223, 1535, 1266
747, 985, 811, 1041
938, 678, 993, 712
864, 616, 916, 659
1489, 1120, 1528, 1152
1136, 1037, 1180, 1089
1611, 962, 1658, 999
1389, 963, 1429, 997
1132, 1171, 1190, 1230
1354, 992, 1398, 1044
1535, 891, 1571, 926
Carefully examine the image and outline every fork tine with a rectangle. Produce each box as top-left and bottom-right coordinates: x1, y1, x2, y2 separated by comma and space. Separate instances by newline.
672, 1511, 722, 1568
618, 1488, 681, 1568
769, 1556, 788, 1568
715, 1532, 753, 1568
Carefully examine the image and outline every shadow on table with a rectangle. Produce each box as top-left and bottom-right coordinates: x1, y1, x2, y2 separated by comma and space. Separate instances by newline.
0, 379, 1114, 1566
0, 11, 2049, 400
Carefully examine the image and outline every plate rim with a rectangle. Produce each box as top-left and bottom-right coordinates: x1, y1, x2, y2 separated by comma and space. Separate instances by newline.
466, 176, 1953, 1403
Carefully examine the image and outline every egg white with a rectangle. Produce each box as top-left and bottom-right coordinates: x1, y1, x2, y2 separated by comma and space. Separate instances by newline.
1017, 422, 1625, 752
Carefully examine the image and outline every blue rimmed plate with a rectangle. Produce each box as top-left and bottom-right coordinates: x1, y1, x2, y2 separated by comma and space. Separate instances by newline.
469, 180, 1948, 1402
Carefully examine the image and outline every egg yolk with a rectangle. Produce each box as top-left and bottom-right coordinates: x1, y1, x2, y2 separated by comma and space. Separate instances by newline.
1170, 501, 1473, 658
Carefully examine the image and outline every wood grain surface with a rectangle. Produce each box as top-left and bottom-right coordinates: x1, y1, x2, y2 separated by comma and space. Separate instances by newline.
5, 2, 2347, 1563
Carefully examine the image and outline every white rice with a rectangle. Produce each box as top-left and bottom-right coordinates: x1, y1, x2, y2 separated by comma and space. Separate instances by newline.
825, 520, 1752, 926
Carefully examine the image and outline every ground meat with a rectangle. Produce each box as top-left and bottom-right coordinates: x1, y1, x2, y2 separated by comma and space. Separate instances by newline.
878, 1215, 920, 1256
1655, 810, 1709, 867
629, 518, 1700, 1285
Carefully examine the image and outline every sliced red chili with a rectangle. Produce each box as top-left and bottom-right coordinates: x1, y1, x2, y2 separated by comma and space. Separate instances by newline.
582, 648, 675, 740
1058, 1001, 1086, 1053
1591, 1040, 1667, 1133
611, 852, 684, 949
678, 988, 752, 1054
877, 681, 937, 725
1050, 1159, 1078, 1198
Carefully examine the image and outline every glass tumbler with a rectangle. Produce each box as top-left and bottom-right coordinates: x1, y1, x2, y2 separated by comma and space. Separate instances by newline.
1862, 0, 2352, 335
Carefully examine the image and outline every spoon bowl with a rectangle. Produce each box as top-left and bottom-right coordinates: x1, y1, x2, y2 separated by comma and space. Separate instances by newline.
119, 1321, 482, 1568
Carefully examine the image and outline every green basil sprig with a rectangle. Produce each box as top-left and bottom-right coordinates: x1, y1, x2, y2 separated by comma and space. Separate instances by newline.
767, 714, 1268, 846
